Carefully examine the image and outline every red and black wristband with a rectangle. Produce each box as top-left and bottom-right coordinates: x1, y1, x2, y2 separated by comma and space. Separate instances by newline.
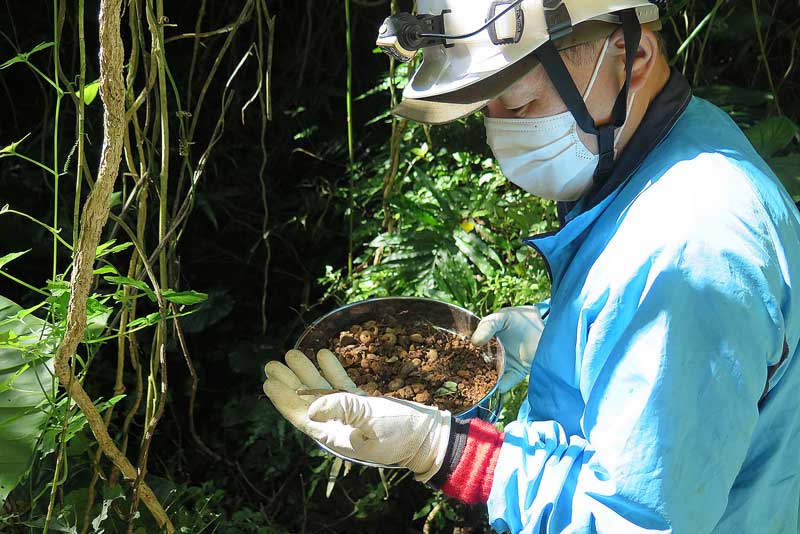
428, 417, 505, 504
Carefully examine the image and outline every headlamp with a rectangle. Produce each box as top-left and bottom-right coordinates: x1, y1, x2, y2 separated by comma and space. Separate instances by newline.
376, 0, 524, 62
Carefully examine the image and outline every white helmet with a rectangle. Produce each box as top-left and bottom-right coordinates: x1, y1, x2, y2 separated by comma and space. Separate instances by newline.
376, 0, 664, 179
377, 0, 661, 124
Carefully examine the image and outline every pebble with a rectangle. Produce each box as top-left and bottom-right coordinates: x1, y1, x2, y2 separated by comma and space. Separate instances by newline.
358, 331, 374, 344
399, 361, 416, 378
387, 378, 405, 391
414, 391, 432, 404
396, 386, 415, 399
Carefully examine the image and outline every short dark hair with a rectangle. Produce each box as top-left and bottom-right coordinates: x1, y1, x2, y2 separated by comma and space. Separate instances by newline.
561, 30, 667, 65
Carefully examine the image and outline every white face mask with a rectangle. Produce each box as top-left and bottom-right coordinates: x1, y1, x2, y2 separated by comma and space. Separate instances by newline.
484, 38, 635, 201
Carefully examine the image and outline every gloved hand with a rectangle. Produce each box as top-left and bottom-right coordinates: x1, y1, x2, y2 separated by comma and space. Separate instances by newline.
470, 306, 545, 393
263, 349, 451, 482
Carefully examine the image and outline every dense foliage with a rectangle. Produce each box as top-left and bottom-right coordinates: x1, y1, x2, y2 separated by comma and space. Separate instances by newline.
0, 0, 798, 532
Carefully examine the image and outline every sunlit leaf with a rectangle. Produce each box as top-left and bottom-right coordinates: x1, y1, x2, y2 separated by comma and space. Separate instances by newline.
0, 250, 30, 269
126, 311, 162, 329
0, 133, 31, 155
453, 228, 502, 277
92, 265, 118, 276
104, 275, 156, 302
162, 289, 208, 305
82, 80, 100, 105
96, 239, 133, 258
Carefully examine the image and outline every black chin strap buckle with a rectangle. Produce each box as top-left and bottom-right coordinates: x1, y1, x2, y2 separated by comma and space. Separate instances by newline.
543, 0, 573, 41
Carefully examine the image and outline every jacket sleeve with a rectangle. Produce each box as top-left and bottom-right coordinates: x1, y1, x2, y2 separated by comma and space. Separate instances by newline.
431, 220, 786, 533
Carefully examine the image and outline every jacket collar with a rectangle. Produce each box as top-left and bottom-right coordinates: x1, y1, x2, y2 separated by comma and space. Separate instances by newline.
557, 68, 693, 225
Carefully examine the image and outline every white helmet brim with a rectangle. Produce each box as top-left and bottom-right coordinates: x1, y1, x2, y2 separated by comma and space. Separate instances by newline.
394, 0, 661, 124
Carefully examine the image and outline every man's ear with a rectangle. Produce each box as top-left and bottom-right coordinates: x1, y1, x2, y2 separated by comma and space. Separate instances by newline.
607, 26, 661, 93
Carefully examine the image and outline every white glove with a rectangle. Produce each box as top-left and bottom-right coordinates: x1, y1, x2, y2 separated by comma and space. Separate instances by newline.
470, 306, 545, 393
263, 349, 451, 482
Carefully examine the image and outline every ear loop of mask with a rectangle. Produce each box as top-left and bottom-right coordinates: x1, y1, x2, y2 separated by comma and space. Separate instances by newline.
581, 36, 636, 154
582, 37, 611, 102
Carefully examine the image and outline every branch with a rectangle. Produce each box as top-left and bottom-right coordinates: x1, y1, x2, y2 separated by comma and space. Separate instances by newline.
52, 0, 174, 531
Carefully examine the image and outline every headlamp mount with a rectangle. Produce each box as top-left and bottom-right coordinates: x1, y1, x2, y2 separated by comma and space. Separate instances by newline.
376, 13, 447, 62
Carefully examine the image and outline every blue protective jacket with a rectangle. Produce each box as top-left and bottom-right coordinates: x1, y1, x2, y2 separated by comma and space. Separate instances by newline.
487, 74, 800, 533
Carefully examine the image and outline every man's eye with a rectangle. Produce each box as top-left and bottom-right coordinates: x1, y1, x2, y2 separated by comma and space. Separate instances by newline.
508, 102, 532, 116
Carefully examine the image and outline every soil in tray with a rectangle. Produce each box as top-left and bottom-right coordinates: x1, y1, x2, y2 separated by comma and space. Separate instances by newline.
304, 317, 499, 413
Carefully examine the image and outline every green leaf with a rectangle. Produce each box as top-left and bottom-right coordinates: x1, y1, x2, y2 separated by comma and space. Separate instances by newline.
412, 502, 433, 521
453, 228, 502, 277
39, 395, 123, 457
126, 311, 162, 329
746, 117, 798, 158
0, 42, 54, 70
92, 265, 118, 276
0, 250, 30, 269
0, 133, 31, 155
82, 80, 100, 105
769, 154, 800, 197
162, 289, 208, 306
28, 41, 56, 55
393, 196, 442, 228
96, 239, 133, 258
109, 191, 123, 210
410, 143, 429, 158
433, 381, 458, 397
104, 275, 156, 302
0, 296, 56, 506
432, 250, 477, 306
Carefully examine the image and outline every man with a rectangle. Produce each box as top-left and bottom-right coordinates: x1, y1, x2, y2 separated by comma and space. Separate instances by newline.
263, 1, 800, 532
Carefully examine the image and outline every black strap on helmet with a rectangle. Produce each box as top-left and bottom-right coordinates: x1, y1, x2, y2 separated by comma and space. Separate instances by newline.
534, 9, 641, 183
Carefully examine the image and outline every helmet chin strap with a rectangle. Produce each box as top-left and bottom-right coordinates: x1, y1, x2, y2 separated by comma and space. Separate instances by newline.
534, 9, 641, 183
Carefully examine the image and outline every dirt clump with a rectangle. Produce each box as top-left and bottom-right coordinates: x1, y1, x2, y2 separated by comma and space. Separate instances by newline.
306, 317, 499, 413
